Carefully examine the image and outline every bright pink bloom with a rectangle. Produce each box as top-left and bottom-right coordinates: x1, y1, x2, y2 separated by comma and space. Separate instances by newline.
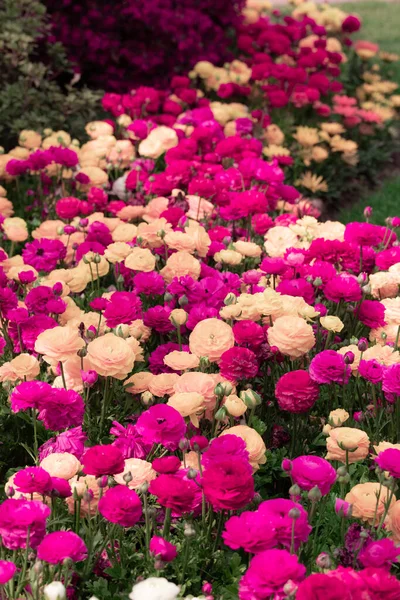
0, 561, 16, 585
37, 531, 87, 564
82, 445, 125, 476
284, 455, 336, 496
275, 370, 319, 413
202, 456, 254, 512
98, 485, 142, 527
149, 472, 201, 517
219, 347, 258, 382
14, 467, 52, 495
149, 536, 177, 562
375, 448, 400, 478
223, 511, 278, 553
309, 350, 351, 385
0, 499, 50, 549
135, 405, 186, 451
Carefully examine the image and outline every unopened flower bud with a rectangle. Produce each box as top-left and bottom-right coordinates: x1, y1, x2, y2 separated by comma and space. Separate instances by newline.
97, 475, 109, 488
288, 507, 301, 520
6, 486, 15, 497
215, 406, 227, 421
357, 337, 368, 352
83, 490, 94, 503
184, 522, 196, 537
337, 466, 347, 477
178, 295, 189, 307
33, 561, 43, 575
141, 391, 154, 406
179, 438, 190, 451
240, 389, 261, 408
164, 292, 174, 303
283, 580, 298, 597
308, 486, 322, 503
77, 347, 88, 358
187, 468, 198, 480
289, 484, 301, 499
154, 558, 165, 570
316, 552, 331, 569
123, 472, 133, 484
224, 293, 237, 306
138, 482, 149, 494
44, 582, 67, 600
169, 308, 187, 327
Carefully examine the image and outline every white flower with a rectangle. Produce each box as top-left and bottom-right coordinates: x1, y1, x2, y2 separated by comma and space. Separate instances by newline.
112, 174, 128, 199
43, 582, 66, 600
129, 577, 180, 600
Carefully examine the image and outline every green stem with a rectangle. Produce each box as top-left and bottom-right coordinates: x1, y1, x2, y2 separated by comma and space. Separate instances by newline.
162, 508, 172, 541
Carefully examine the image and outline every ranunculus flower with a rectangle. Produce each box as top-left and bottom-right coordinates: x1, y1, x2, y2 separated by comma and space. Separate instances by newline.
87, 333, 136, 380
0, 499, 50, 549
129, 577, 180, 600
375, 448, 400, 478
267, 316, 315, 358
38, 388, 85, 431
14, 467, 52, 495
135, 405, 186, 451
0, 560, 16, 585
359, 538, 400, 569
309, 350, 351, 385
10, 380, 52, 413
275, 370, 319, 413
219, 425, 266, 471
326, 427, 370, 463
149, 536, 177, 562
223, 510, 278, 554
285, 455, 337, 495
82, 445, 125, 476
202, 456, 254, 511
149, 472, 202, 517
258, 499, 311, 550
219, 347, 258, 382
345, 482, 395, 525
98, 485, 142, 527
189, 318, 235, 362
239, 549, 306, 600
37, 531, 87, 564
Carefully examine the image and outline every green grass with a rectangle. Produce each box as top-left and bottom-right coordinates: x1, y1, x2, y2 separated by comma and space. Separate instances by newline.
336, 1, 400, 224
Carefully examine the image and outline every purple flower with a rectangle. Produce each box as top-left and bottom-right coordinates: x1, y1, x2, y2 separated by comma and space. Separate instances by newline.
22, 239, 66, 273
309, 350, 351, 385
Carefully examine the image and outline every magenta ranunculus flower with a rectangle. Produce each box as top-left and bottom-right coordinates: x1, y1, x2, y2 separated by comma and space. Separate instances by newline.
258, 499, 311, 550
149, 472, 202, 517
324, 275, 362, 303
202, 456, 254, 512
219, 347, 259, 382
0, 499, 50, 549
50, 477, 72, 498
98, 485, 142, 527
233, 320, 265, 347
375, 448, 400, 478
239, 549, 306, 600
55, 197, 83, 220
275, 370, 319, 413
14, 467, 52, 495
358, 359, 384, 384
359, 539, 400, 569
135, 405, 186, 451
296, 572, 350, 600
152, 456, 181, 474
103, 291, 142, 328
82, 445, 125, 477
284, 455, 337, 496
335, 498, 352, 518
38, 426, 87, 461
342, 15, 361, 33
357, 300, 386, 328
344, 222, 395, 248
37, 531, 87, 564
38, 388, 85, 431
0, 560, 16, 585
149, 536, 177, 562
309, 350, 351, 385
202, 435, 249, 468
22, 238, 66, 273
382, 364, 400, 398
10, 380, 52, 413
223, 510, 277, 554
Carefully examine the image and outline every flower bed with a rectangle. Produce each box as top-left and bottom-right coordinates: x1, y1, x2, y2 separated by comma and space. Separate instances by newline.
0, 1, 400, 599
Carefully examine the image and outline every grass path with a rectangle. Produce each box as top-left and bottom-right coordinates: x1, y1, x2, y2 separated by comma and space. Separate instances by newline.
337, 1, 400, 223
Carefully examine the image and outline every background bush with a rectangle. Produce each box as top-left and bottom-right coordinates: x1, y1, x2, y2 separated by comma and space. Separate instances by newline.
44, 0, 245, 91
0, 0, 101, 148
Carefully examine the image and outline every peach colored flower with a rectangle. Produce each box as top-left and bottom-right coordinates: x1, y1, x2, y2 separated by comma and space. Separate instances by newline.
169, 309, 188, 327
345, 482, 394, 525
163, 351, 200, 371
220, 425, 266, 471
87, 333, 136, 379
3, 217, 28, 242
40, 453, 81, 480
363, 345, 400, 366
114, 458, 157, 489
160, 251, 201, 283
138, 126, 178, 159
35, 325, 85, 365
224, 394, 247, 417
373, 441, 400, 455
370, 324, 399, 346
164, 231, 196, 253
369, 272, 400, 299
214, 249, 243, 266
128, 320, 151, 342
267, 316, 315, 358
124, 248, 156, 272
320, 316, 344, 333
186, 222, 211, 257
338, 345, 361, 373
81, 253, 110, 280
326, 427, 370, 464
185, 195, 214, 221
85, 121, 114, 139
385, 500, 400, 544
137, 218, 172, 248
328, 409, 349, 427
143, 197, 169, 221
104, 242, 133, 264
125, 371, 154, 394
117, 205, 146, 221
0, 196, 13, 217
19, 130, 42, 149
111, 223, 138, 243
183, 451, 201, 471
167, 392, 205, 426
264, 124, 285, 145
148, 373, 180, 397
107, 140, 135, 168
77, 167, 108, 190
31, 220, 64, 240
189, 318, 234, 363
382, 298, 400, 325
233, 241, 262, 258
173, 372, 217, 407
0, 354, 40, 383
67, 475, 107, 516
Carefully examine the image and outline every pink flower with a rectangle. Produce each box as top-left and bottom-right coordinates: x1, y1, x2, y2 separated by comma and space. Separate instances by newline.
358, 360, 383, 384
135, 405, 186, 451
335, 498, 352, 517
383, 364, 400, 398
202, 456, 254, 512
258, 499, 311, 550
10, 380, 52, 413
38, 388, 85, 431
14, 467, 52, 495
324, 275, 362, 303
309, 350, 350, 385
202, 435, 249, 468
296, 572, 350, 600
0, 561, 16, 585
149, 472, 202, 517
223, 511, 278, 553
375, 448, 400, 478
149, 536, 177, 562
358, 300, 386, 328
37, 531, 87, 564
0, 499, 50, 549
219, 347, 258, 382
359, 539, 400, 569
50, 477, 72, 498
342, 15, 361, 33
275, 370, 319, 413
152, 456, 181, 474
284, 455, 337, 496
38, 426, 87, 461
239, 549, 306, 600
55, 197, 83, 220
98, 485, 142, 527
82, 445, 125, 477
22, 238, 66, 273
